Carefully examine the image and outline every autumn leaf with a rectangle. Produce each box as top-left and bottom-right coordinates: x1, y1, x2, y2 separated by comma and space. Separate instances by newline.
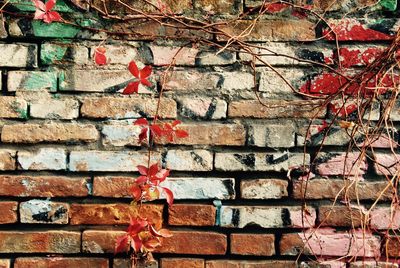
94, 47, 107, 65
32, 0, 62, 23
123, 61, 153, 94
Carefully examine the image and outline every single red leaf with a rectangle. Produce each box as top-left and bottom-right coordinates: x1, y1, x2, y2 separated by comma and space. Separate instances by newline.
129, 184, 142, 200
150, 124, 163, 137
45, 0, 56, 10
172, 120, 181, 127
162, 187, 174, 206
175, 129, 189, 138
134, 118, 149, 126
140, 79, 152, 87
138, 128, 148, 143
128, 61, 140, 78
155, 169, 170, 183
135, 175, 148, 184
131, 235, 143, 253
94, 47, 107, 65
122, 81, 140, 95
139, 65, 152, 79
148, 163, 160, 177
142, 237, 161, 250
115, 234, 129, 254
137, 165, 148, 175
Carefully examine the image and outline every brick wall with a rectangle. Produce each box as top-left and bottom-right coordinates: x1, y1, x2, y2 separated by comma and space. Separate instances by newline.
0, 0, 399, 267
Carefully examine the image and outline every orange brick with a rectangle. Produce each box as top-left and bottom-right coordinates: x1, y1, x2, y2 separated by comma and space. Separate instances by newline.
230, 233, 275, 256
161, 258, 204, 268
169, 204, 216, 226
0, 202, 17, 224
14, 258, 108, 268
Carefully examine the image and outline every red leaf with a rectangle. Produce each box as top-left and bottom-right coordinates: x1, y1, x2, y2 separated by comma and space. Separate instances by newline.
139, 65, 152, 79
175, 129, 189, 138
172, 120, 181, 127
94, 47, 107, 65
150, 124, 163, 137
131, 235, 143, 252
162, 187, 174, 206
45, 0, 56, 10
129, 184, 142, 200
135, 175, 148, 184
148, 163, 160, 177
155, 169, 169, 183
140, 79, 152, 87
134, 118, 149, 126
137, 165, 148, 175
122, 81, 140, 95
128, 61, 140, 78
142, 237, 161, 250
32, 0, 62, 23
138, 128, 148, 143
115, 234, 129, 254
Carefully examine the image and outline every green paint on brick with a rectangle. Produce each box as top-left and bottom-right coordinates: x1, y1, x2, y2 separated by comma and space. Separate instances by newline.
379, 0, 397, 11
11, 101, 28, 119
41, 44, 69, 65
32, 21, 80, 38
23, 72, 58, 92
9, 0, 75, 12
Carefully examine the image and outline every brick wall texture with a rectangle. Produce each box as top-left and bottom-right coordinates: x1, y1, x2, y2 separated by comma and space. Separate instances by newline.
0, 0, 399, 267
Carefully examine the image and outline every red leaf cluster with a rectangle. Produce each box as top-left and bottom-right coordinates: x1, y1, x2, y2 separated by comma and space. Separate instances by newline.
134, 118, 188, 144
115, 216, 172, 254
32, 0, 62, 23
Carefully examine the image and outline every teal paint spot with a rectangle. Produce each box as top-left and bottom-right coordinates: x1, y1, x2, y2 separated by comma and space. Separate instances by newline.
213, 200, 222, 226
9, 0, 75, 12
23, 72, 57, 92
41, 44, 68, 65
11, 101, 28, 119
32, 21, 79, 38
379, 0, 397, 11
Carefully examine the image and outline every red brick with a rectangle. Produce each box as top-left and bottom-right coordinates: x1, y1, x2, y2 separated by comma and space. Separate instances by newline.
318, 205, 366, 227
280, 230, 380, 257
206, 260, 297, 268
69, 204, 163, 228
0, 202, 17, 224
93, 176, 133, 198
374, 154, 400, 176
228, 100, 326, 118
292, 178, 394, 201
0, 175, 89, 197
82, 230, 126, 253
230, 233, 275, 256
0, 231, 80, 253
92, 0, 191, 14
315, 152, 367, 176
370, 207, 400, 229
216, 20, 315, 41
161, 258, 204, 268
157, 231, 227, 255
0, 150, 16, 170
14, 258, 109, 268
1, 123, 98, 143
385, 236, 400, 257
168, 204, 216, 226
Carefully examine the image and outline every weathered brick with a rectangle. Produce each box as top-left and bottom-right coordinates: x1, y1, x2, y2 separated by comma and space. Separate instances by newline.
82, 230, 126, 253
374, 153, 400, 176
0, 231, 81, 253
230, 233, 275, 256
248, 123, 295, 147
20, 200, 69, 224
17, 148, 66, 170
178, 97, 227, 120
221, 72, 255, 91
90, 44, 142, 66
280, 230, 380, 257
228, 100, 326, 118
370, 207, 400, 229
0, 202, 18, 224
385, 236, 400, 257
0, 14, 6, 39
195, 50, 236, 65
195, 0, 242, 13
69, 151, 161, 172
240, 179, 288, 199
92, 0, 191, 14
292, 178, 394, 201
335, 46, 387, 68
93, 176, 235, 200
0, 175, 89, 197
215, 152, 309, 171
157, 231, 227, 254
0, 43, 37, 67
350, 261, 398, 268
30, 98, 79, 119
161, 258, 204, 268
101, 121, 141, 147
297, 124, 354, 147
206, 260, 297, 268
163, 70, 221, 91
0, 97, 28, 119
41, 42, 89, 65
168, 204, 216, 226
220, 206, 316, 228
80, 97, 176, 119
113, 259, 158, 268
258, 68, 306, 98
1, 123, 98, 143
162, 124, 245, 146
389, 101, 400, 121
14, 258, 109, 268
318, 205, 366, 227
315, 152, 367, 176
150, 45, 198, 66
69, 204, 163, 227
7, 71, 58, 92
0, 150, 16, 170
165, 150, 213, 171
216, 20, 315, 41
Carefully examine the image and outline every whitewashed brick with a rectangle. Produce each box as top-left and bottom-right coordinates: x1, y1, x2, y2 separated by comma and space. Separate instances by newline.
101, 121, 141, 147
20, 200, 69, 224
221, 72, 254, 90
248, 123, 295, 148
8, 71, 58, 92
165, 150, 213, 171
241, 179, 288, 199
30, 98, 79, 119
0, 43, 37, 67
178, 97, 227, 120
17, 148, 67, 170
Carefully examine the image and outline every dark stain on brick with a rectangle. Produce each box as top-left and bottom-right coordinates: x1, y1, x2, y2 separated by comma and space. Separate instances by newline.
222, 179, 235, 197
266, 154, 289, 165
308, 127, 341, 145
234, 153, 255, 168
368, 20, 397, 36
32, 206, 67, 223
27, 45, 37, 67
296, 49, 324, 63
281, 208, 291, 226
232, 208, 240, 227
314, 152, 340, 164
190, 151, 207, 167
204, 98, 217, 120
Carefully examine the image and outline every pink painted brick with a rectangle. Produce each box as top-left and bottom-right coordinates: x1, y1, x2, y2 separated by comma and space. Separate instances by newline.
374, 154, 400, 176
370, 207, 400, 229
315, 152, 367, 176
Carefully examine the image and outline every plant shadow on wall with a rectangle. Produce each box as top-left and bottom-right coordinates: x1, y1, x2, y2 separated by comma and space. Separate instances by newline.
1, 0, 400, 266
